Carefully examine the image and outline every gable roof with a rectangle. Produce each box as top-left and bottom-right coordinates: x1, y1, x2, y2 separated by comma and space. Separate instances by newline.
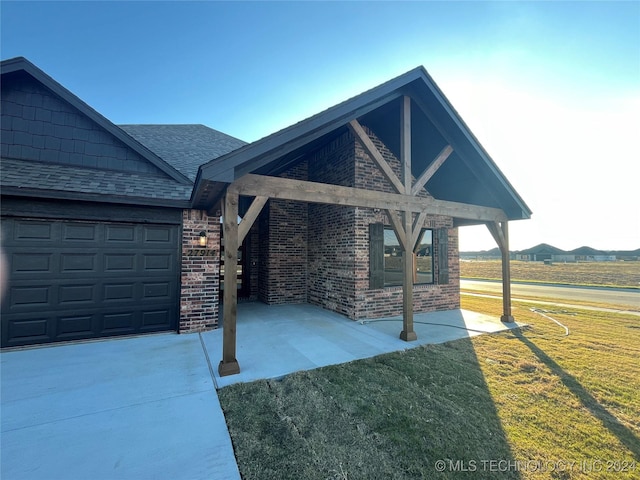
1, 57, 191, 186
193, 67, 532, 223
120, 124, 246, 181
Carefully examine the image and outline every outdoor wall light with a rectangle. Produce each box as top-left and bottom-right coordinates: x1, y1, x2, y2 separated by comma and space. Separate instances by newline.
199, 231, 207, 247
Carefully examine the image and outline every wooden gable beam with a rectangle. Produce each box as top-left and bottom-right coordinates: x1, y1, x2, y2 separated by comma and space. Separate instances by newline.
411, 145, 453, 196
385, 209, 407, 251
348, 119, 405, 194
238, 196, 268, 244
229, 174, 507, 223
401, 96, 412, 195
411, 209, 429, 251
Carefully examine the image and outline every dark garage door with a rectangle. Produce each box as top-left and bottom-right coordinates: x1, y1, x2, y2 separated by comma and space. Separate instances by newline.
1, 217, 180, 347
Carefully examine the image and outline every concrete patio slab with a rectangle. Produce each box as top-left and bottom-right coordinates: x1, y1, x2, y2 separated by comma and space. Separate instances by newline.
203, 303, 523, 388
1, 333, 240, 480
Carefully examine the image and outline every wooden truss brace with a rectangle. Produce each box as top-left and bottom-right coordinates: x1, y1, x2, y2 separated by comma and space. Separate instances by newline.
348, 119, 405, 194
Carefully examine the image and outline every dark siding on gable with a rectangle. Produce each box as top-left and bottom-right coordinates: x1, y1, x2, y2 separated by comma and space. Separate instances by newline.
1, 71, 164, 175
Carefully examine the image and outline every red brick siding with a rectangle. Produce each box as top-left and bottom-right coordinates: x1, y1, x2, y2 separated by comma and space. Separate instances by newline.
259, 162, 309, 304
307, 132, 358, 316
180, 209, 220, 332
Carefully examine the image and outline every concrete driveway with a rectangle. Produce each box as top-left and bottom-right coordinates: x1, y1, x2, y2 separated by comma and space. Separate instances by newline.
1, 333, 240, 480
1, 304, 521, 479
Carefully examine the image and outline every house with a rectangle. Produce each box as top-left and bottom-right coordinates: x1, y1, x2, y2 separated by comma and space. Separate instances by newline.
1, 57, 531, 376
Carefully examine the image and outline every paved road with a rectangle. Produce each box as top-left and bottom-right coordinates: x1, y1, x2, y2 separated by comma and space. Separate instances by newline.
461, 279, 640, 309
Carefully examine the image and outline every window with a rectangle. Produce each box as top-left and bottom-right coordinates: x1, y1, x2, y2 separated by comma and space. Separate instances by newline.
369, 223, 434, 288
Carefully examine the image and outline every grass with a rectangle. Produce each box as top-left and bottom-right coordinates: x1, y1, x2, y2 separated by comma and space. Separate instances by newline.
460, 260, 640, 289
219, 296, 640, 479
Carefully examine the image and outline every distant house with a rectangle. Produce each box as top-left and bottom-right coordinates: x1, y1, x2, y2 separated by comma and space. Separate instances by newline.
1, 57, 532, 376
516, 243, 565, 262
569, 246, 616, 262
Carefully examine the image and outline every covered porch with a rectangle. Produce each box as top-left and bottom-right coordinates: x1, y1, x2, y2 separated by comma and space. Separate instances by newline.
192, 67, 532, 377
203, 303, 523, 388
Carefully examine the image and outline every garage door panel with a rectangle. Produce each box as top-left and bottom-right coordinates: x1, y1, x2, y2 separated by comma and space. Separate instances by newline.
103, 283, 136, 302
62, 223, 97, 241
106, 225, 136, 242
11, 253, 52, 273
141, 310, 172, 328
9, 286, 52, 307
102, 312, 136, 333
104, 253, 136, 271
143, 254, 173, 271
143, 282, 171, 299
6, 316, 50, 344
59, 284, 96, 304
144, 226, 173, 243
60, 253, 98, 273
58, 314, 95, 338
13, 221, 55, 241
2, 217, 179, 347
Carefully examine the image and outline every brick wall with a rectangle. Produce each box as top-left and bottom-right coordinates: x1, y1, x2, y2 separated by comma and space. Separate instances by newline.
259, 161, 309, 304
180, 209, 220, 332
308, 133, 358, 316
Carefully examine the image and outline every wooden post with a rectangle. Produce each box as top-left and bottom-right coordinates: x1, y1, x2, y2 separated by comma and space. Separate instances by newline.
219, 189, 240, 376
486, 221, 514, 323
499, 221, 514, 322
400, 210, 417, 341
399, 96, 417, 341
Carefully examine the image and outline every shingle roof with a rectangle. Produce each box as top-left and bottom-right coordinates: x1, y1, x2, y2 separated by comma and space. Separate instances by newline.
1, 158, 192, 206
119, 124, 246, 182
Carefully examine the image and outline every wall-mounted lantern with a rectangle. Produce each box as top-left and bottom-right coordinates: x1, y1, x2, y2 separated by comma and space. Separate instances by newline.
199, 231, 207, 247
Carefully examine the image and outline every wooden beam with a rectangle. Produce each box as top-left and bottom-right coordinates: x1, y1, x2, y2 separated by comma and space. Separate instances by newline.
238, 196, 268, 244
411, 145, 453, 196
486, 221, 514, 323
348, 119, 405, 194
401, 96, 412, 195
229, 174, 507, 223
219, 190, 240, 377
385, 209, 407, 251
411, 209, 429, 251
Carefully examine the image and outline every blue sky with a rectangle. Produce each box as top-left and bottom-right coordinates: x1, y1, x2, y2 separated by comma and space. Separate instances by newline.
2, 1, 639, 251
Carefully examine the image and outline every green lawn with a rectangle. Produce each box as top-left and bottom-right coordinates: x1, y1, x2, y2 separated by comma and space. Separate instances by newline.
218, 296, 639, 479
